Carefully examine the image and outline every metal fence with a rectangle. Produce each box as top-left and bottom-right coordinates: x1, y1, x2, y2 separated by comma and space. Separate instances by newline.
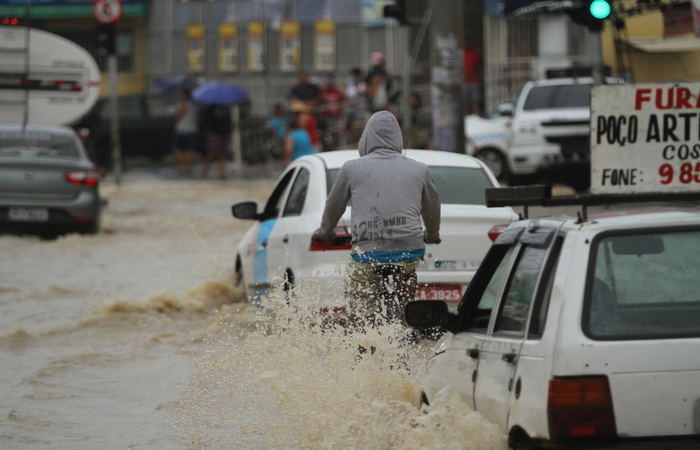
146, 22, 423, 116
146, 19, 433, 159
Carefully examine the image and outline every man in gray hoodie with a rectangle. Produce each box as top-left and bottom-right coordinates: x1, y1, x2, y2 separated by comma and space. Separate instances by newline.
316, 111, 441, 322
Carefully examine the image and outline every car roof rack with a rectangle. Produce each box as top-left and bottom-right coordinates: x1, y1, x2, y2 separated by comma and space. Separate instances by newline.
486, 185, 700, 221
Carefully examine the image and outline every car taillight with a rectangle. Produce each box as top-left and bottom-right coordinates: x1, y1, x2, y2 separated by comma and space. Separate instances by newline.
548, 376, 617, 440
310, 226, 352, 251
65, 170, 99, 187
488, 224, 509, 241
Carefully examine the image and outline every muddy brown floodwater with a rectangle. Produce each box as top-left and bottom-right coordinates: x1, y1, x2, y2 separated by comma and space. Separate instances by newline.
0, 170, 507, 449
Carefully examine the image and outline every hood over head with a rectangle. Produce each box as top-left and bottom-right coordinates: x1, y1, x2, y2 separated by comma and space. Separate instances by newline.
358, 111, 403, 157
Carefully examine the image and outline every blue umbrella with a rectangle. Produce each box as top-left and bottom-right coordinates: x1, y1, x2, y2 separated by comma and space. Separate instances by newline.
192, 81, 249, 105
152, 75, 202, 97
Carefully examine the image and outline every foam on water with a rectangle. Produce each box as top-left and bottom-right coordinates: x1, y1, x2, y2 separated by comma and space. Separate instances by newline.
172, 278, 508, 449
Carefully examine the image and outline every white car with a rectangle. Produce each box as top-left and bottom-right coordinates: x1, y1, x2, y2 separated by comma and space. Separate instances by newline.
508, 77, 623, 192
231, 150, 518, 312
407, 201, 700, 449
465, 103, 514, 182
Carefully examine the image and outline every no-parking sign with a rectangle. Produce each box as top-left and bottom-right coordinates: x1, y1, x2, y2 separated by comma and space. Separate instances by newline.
93, 0, 123, 25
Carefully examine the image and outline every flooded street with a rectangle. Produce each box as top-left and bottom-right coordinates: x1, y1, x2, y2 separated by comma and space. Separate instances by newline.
0, 168, 507, 449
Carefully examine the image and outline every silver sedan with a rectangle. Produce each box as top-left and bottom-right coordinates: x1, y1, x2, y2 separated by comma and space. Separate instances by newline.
0, 124, 101, 235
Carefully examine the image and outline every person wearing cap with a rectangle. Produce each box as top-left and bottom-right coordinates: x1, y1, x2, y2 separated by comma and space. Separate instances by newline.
290, 100, 321, 152
288, 72, 322, 108
314, 111, 441, 325
365, 52, 392, 93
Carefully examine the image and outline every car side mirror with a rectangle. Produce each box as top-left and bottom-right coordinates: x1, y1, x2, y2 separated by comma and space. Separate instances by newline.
231, 201, 259, 220
497, 103, 514, 117
405, 300, 458, 333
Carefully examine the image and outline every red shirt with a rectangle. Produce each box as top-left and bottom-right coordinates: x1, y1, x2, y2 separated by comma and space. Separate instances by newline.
321, 87, 346, 118
463, 48, 483, 84
303, 113, 320, 145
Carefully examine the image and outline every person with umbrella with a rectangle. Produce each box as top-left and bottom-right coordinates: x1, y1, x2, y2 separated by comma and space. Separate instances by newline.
191, 81, 249, 173
172, 88, 199, 176
201, 104, 231, 179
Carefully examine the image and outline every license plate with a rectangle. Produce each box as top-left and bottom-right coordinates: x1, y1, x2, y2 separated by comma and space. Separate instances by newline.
415, 284, 462, 301
8, 207, 49, 222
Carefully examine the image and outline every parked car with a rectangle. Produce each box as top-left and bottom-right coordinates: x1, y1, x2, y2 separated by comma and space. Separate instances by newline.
506, 76, 623, 192
0, 124, 101, 235
231, 149, 518, 313
407, 205, 700, 449
465, 102, 514, 182
76, 93, 179, 168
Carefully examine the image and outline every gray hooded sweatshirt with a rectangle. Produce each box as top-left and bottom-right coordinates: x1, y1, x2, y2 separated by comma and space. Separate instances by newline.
318, 111, 440, 255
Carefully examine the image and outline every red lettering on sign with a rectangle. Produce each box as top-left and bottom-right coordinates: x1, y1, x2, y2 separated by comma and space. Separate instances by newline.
656, 88, 674, 110
635, 89, 652, 110
677, 87, 693, 109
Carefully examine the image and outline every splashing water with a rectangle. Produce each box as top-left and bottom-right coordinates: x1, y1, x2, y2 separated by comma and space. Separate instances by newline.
171, 276, 508, 449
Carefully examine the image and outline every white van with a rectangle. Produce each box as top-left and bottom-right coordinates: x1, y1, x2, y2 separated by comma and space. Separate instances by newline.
407, 208, 700, 449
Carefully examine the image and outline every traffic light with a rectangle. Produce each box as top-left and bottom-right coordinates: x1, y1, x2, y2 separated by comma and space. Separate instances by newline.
568, 0, 612, 32
590, 0, 612, 20
383, 0, 407, 25
96, 23, 116, 55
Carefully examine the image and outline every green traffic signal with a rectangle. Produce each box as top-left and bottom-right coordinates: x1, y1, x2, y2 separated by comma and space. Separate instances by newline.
590, 0, 611, 19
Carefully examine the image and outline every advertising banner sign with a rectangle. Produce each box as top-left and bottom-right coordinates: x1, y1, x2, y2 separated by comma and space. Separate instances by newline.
218, 23, 238, 73
591, 83, 700, 194
280, 21, 300, 72
314, 19, 335, 72
186, 23, 205, 73
247, 21, 265, 72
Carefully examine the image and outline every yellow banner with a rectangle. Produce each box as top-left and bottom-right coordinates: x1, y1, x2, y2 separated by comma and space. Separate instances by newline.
281, 20, 300, 38
187, 23, 205, 40
248, 21, 264, 38
315, 19, 335, 35
219, 23, 237, 39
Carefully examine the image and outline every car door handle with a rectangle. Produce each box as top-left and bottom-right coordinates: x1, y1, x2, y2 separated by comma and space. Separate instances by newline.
467, 348, 480, 359
502, 353, 518, 364
283, 235, 289, 244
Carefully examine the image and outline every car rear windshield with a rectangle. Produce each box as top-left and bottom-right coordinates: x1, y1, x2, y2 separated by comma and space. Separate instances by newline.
585, 229, 700, 340
0, 131, 79, 158
326, 166, 493, 205
523, 84, 591, 110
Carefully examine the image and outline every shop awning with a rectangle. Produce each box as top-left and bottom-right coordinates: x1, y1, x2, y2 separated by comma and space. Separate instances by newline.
625, 35, 700, 53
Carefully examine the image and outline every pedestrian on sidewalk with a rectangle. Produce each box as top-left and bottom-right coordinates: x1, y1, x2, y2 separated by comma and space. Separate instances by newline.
201, 104, 231, 180
172, 88, 199, 176
283, 114, 315, 165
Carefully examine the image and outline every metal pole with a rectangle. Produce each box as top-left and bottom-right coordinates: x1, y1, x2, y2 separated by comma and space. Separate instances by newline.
108, 52, 122, 185
232, 104, 242, 172
401, 25, 411, 147
429, 0, 465, 153
591, 30, 604, 85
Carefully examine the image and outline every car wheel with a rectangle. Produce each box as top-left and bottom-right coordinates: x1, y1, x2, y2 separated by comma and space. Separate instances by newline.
476, 148, 510, 182
76, 222, 99, 235
235, 257, 249, 302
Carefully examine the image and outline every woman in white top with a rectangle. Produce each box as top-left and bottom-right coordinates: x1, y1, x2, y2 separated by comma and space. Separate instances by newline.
172, 89, 199, 176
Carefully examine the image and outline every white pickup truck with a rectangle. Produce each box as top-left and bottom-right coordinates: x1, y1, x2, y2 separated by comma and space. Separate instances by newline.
469, 77, 623, 192
407, 190, 700, 449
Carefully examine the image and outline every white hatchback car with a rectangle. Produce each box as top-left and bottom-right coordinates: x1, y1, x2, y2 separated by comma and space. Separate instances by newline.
231, 150, 518, 311
407, 203, 700, 449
